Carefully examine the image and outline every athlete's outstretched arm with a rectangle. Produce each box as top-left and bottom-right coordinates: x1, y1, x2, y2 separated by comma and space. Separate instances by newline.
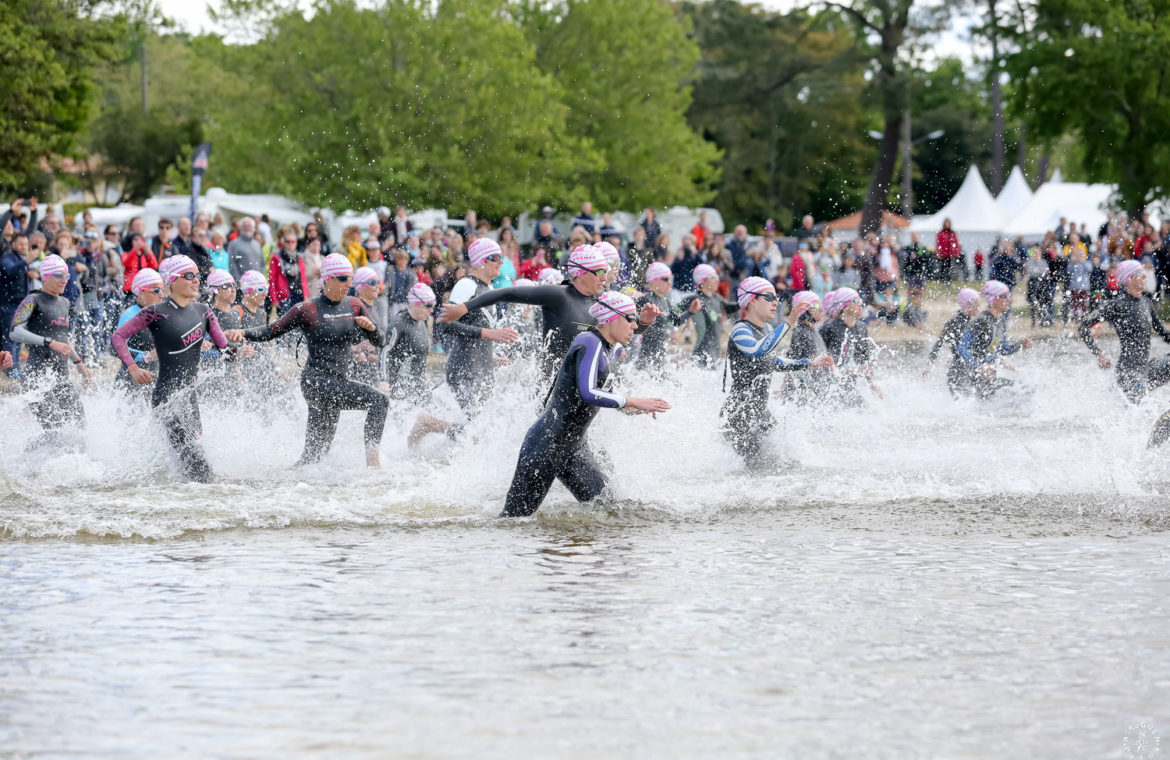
244, 301, 309, 342
205, 310, 229, 351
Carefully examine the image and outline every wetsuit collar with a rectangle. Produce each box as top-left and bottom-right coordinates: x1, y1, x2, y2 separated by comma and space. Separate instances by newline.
590, 327, 614, 349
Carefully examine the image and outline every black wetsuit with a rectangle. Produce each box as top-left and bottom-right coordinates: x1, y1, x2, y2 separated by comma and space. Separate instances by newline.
9, 291, 84, 431
819, 317, 872, 407
928, 311, 973, 395
244, 293, 387, 463
954, 310, 1023, 399
1079, 292, 1170, 402
383, 309, 431, 403
455, 282, 596, 379
784, 314, 831, 406
722, 319, 809, 469
112, 297, 228, 480
633, 291, 686, 373
502, 330, 625, 517
679, 292, 740, 368
203, 305, 243, 394
445, 275, 498, 416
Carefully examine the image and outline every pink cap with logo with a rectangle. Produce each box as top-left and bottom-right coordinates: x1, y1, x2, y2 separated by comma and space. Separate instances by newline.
162, 255, 197, 283
240, 271, 268, 293
1116, 260, 1145, 287
206, 269, 235, 290
981, 280, 1010, 301
320, 253, 354, 280
538, 268, 564, 285
956, 287, 980, 309
38, 254, 69, 279
736, 276, 773, 309
565, 245, 607, 278
130, 268, 163, 295
468, 238, 502, 268
595, 241, 620, 268
791, 290, 821, 312
693, 264, 718, 286
589, 291, 637, 325
407, 283, 436, 306
645, 262, 672, 283
354, 266, 381, 287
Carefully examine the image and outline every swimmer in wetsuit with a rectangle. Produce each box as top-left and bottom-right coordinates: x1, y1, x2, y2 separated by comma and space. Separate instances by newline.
678, 264, 741, 369
783, 290, 834, 406
440, 244, 659, 382
443, 238, 520, 421
112, 255, 228, 480
225, 253, 389, 468
819, 287, 883, 405
722, 277, 831, 470
595, 241, 623, 290
350, 266, 388, 392
923, 287, 980, 394
500, 291, 671, 517
113, 268, 165, 395
954, 280, 1033, 400
1080, 260, 1170, 404
9, 254, 94, 446
633, 262, 701, 374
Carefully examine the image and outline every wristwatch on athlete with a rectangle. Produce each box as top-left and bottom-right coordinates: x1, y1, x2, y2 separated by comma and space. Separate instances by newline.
43, 336, 51, 347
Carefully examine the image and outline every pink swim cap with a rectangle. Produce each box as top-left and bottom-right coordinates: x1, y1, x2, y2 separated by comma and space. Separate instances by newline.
821, 288, 842, 315
791, 290, 821, 312
645, 262, 672, 283
566, 245, 607, 278
162, 255, 197, 283
353, 266, 381, 287
595, 241, 620, 267
320, 253, 353, 280
239, 270, 268, 293
736, 276, 774, 309
693, 263, 718, 286
468, 238, 502, 268
407, 282, 436, 306
956, 287, 980, 309
130, 267, 163, 295
38, 254, 69, 279
588, 291, 637, 324
1116, 260, 1145, 287
538, 268, 564, 285
981, 280, 1010, 301
206, 269, 235, 290
512, 277, 535, 288
827, 287, 860, 316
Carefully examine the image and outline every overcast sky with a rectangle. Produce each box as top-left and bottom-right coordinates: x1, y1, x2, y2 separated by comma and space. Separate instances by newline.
157, 0, 980, 63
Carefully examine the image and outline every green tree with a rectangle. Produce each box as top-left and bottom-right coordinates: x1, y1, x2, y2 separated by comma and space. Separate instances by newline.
0, 0, 123, 194
207, 0, 589, 218
685, 0, 873, 229
1006, 0, 1170, 214
526, 0, 722, 210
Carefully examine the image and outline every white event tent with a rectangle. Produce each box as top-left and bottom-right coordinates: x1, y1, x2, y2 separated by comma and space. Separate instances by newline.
1001, 181, 1114, 241
995, 165, 1033, 221
910, 165, 1005, 269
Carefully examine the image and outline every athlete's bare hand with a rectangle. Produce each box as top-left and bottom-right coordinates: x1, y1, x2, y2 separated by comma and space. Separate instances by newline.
78, 362, 93, 389
439, 303, 468, 323
625, 397, 671, 418
493, 355, 510, 367
483, 327, 519, 344
1019, 337, 1033, 350
355, 315, 375, 332
0, 351, 11, 371
1096, 353, 1112, 370
224, 329, 245, 343
688, 298, 702, 314
48, 340, 73, 359
237, 344, 254, 359
128, 365, 155, 385
785, 300, 810, 326
639, 303, 662, 324
811, 355, 835, 370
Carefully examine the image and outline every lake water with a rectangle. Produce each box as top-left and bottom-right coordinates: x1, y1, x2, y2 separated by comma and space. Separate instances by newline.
2, 337, 1168, 758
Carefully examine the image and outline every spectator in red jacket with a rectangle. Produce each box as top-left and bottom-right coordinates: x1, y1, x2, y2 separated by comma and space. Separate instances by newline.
936, 218, 962, 281
120, 234, 159, 297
